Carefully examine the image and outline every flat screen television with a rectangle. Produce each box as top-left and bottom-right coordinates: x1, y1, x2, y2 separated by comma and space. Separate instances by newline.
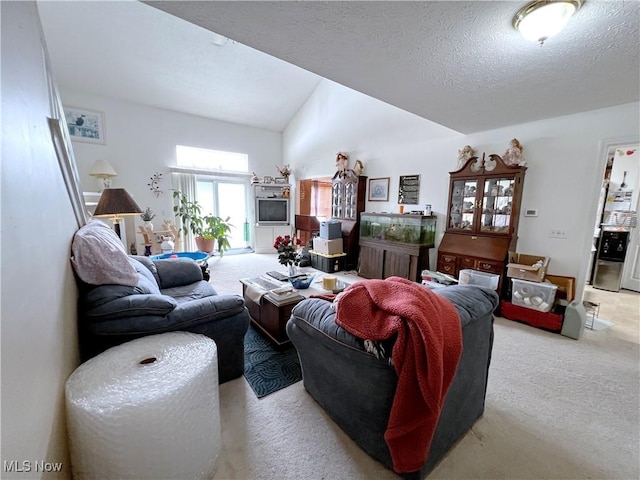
256, 198, 290, 225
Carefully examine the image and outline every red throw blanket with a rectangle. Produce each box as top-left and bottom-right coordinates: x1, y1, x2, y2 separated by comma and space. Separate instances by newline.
334, 277, 462, 473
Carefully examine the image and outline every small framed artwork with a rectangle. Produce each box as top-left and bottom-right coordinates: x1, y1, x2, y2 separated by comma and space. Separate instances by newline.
368, 177, 390, 202
63, 106, 105, 144
274, 177, 287, 184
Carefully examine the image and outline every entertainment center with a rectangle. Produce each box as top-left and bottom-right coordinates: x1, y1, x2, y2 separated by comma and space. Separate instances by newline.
253, 183, 292, 253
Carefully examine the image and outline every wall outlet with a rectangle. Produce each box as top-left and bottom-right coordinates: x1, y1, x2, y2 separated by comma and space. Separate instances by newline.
549, 228, 567, 239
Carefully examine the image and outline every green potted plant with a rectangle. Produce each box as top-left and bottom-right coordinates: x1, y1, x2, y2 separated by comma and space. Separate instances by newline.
140, 207, 156, 230
172, 191, 233, 255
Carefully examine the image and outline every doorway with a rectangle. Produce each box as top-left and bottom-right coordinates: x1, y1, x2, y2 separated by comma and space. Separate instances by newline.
588, 140, 639, 293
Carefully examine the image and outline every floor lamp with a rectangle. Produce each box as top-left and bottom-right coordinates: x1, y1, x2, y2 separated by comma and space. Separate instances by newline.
93, 188, 142, 238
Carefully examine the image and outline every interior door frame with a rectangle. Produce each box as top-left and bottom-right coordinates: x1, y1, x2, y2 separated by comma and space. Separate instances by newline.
620, 156, 640, 291
582, 135, 640, 295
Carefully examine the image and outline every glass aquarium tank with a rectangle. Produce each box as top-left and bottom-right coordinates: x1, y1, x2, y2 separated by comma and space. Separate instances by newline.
360, 213, 436, 246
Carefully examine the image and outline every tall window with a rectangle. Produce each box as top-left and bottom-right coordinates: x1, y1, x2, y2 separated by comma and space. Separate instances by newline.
310, 180, 332, 220
176, 145, 248, 172
174, 145, 251, 249
299, 178, 332, 219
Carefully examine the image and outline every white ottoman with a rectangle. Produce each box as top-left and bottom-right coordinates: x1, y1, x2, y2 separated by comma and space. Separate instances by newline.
66, 332, 220, 480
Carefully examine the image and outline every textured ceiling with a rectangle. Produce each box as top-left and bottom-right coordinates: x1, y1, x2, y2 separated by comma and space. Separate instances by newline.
37, 1, 321, 132
146, 0, 640, 134
39, 1, 639, 135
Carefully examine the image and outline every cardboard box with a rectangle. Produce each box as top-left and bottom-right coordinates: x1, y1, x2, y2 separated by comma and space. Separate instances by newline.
320, 220, 342, 240
507, 251, 550, 283
545, 275, 576, 303
310, 251, 346, 273
313, 237, 344, 255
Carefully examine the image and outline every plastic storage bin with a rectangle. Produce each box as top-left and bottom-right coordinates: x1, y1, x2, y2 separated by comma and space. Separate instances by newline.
458, 269, 499, 290
511, 278, 558, 312
310, 251, 347, 273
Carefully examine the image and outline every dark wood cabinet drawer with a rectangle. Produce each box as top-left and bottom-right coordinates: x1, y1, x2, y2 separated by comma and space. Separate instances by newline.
440, 254, 457, 264
476, 260, 502, 274
460, 256, 476, 269
437, 261, 456, 274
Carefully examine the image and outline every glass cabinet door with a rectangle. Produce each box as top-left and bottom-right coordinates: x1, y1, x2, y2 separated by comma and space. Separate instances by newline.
344, 181, 356, 219
449, 179, 478, 231
480, 177, 515, 234
332, 182, 343, 218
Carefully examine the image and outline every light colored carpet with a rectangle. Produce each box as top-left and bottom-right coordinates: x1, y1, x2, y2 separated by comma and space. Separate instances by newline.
591, 317, 616, 331
209, 253, 640, 479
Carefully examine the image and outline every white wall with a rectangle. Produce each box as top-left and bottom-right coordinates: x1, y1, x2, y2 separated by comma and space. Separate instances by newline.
284, 79, 640, 299
57, 89, 283, 251
1, 2, 79, 477
284, 80, 463, 267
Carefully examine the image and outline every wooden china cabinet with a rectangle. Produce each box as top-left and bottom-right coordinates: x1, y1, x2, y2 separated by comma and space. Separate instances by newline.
331, 170, 367, 270
438, 153, 527, 294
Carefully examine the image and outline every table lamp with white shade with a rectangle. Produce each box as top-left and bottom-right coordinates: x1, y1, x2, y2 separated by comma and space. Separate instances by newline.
89, 159, 117, 191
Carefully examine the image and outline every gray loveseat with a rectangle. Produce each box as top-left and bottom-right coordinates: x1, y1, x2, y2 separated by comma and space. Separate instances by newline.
77, 255, 250, 383
286, 284, 498, 478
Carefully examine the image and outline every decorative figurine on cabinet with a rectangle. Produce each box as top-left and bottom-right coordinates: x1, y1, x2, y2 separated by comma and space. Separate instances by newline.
503, 138, 525, 166
353, 159, 365, 176
335, 151, 349, 178
457, 145, 476, 169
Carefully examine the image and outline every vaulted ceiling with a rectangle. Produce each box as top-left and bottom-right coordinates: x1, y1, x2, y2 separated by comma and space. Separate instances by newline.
39, 1, 639, 134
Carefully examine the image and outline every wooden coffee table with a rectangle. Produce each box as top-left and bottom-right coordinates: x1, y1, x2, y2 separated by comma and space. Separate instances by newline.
240, 273, 357, 348
240, 277, 309, 348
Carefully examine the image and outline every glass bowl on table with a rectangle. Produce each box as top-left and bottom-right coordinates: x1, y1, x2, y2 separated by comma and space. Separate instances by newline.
288, 273, 314, 290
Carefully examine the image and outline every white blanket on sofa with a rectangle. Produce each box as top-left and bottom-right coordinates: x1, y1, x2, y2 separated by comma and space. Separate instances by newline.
71, 220, 138, 286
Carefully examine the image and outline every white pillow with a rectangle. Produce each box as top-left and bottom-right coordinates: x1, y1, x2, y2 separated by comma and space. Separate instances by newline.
71, 220, 138, 286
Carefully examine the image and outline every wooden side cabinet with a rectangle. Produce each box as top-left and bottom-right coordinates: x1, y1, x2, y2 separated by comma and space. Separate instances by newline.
358, 213, 436, 282
438, 153, 526, 293
331, 170, 367, 269
360, 240, 432, 282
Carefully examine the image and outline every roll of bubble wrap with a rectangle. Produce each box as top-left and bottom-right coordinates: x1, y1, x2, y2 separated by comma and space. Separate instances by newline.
65, 332, 220, 480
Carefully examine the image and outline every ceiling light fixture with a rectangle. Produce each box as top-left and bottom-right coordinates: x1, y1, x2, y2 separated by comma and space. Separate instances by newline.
513, 0, 583, 45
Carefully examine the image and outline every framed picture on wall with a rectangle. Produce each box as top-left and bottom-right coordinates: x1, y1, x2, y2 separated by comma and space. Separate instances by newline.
63, 106, 105, 144
368, 177, 390, 202
398, 174, 420, 204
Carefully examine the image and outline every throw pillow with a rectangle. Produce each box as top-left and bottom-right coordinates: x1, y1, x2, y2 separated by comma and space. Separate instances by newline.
71, 220, 138, 286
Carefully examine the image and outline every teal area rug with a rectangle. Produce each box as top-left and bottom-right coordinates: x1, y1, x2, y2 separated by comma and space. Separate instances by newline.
243, 325, 302, 398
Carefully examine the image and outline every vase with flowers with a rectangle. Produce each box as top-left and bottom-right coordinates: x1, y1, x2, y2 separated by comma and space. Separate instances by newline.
276, 164, 292, 183
140, 207, 156, 231
274, 234, 302, 276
